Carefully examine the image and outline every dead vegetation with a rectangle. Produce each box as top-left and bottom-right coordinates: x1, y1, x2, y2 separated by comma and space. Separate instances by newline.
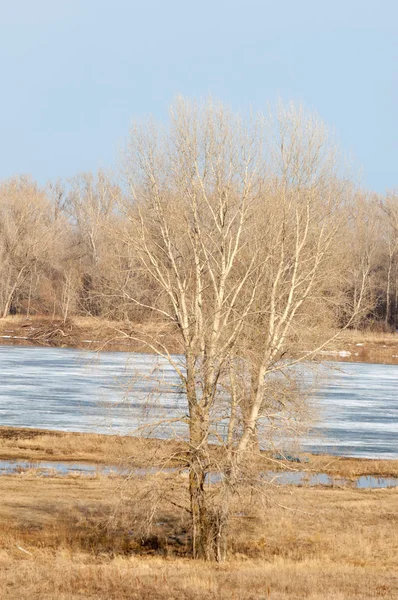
2, 552, 397, 600
0, 427, 185, 468
0, 472, 397, 599
0, 314, 180, 352
322, 328, 398, 364
0, 427, 397, 597
1, 427, 398, 480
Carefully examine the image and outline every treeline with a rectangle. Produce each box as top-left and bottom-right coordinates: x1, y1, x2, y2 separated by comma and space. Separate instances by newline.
0, 169, 397, 329
0, 172, 146, 323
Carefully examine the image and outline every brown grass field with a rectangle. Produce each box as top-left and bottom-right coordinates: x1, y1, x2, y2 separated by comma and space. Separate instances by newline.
0, 428, 396, 598
0, 469, 397, 599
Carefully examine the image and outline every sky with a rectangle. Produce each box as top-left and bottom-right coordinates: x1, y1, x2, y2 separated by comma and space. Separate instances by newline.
0, 0, 397, 193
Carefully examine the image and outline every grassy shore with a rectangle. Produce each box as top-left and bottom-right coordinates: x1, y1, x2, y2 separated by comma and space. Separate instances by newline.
1, 314, 398, 363
0, 314, 180, 354
1, 427, 398, 479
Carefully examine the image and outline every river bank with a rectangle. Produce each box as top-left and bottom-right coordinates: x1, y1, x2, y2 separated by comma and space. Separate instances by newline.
1, 401, 397, 599
1, 427, 398, 480
1, 315, 398, 364
0, 315, 180, 353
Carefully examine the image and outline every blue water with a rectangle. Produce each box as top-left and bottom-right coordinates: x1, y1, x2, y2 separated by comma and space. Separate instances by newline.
0, 346, 397, 459
0, 459, 396, 489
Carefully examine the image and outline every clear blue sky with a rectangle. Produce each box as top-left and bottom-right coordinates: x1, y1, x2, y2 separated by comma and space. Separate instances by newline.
0, 0, 396, 193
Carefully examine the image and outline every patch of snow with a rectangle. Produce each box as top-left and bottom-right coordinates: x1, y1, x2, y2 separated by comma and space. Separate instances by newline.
319, 350, 351, 357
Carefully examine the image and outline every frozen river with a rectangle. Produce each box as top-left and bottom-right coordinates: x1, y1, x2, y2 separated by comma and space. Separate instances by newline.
0, 345, 397, 459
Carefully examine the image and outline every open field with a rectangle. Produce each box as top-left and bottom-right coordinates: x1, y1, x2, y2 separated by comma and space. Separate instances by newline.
2, 315, 398, 364
0, 471, 397, 599
0, 427, 397, 598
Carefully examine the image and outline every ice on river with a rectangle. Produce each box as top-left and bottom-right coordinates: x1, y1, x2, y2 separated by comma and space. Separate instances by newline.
0, 346, 397, 459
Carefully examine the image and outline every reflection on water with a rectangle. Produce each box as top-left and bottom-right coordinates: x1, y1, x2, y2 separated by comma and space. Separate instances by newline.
0, 345, 397, 459
1, 459, 396, 489
267, 471, 398, 489
0, 459, 117, 476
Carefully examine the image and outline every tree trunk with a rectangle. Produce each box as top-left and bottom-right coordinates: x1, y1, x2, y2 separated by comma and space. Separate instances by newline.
385, 256, 392, 326
214, 478, 233, 562
2, 268, 25, 318
3, 284, 17, 318
189, 456, 211, 559
189, 452, 231, 561
188, 402, 213, 559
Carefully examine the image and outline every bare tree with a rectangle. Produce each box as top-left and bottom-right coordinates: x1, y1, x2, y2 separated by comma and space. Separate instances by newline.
0, 176, 67, 318
0, 101, 374, 560
65, 170, 122, 316
335, 193, 384, 329
379, 192, 398, 328
118, 98, 369, 560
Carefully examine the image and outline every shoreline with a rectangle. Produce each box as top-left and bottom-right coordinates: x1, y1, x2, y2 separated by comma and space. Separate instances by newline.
1, 426, 397, 479
1, 314, 398, 364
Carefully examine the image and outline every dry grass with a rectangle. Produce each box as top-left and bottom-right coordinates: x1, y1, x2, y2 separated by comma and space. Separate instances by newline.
1, 427, 398, 480
0, 314, 181, 353
2, 315, 398, 362
0, 472, 397, 599
1, 553, 397, 599
0, 427, 185, 468
323, 328, 398, 364
300, 453, 398, 479
336, 328, 398, 343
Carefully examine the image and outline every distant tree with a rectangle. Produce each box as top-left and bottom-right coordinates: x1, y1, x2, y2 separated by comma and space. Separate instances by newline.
379, 192, 398, 328
65, 170, 122, 317
0, 176, 66, 318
